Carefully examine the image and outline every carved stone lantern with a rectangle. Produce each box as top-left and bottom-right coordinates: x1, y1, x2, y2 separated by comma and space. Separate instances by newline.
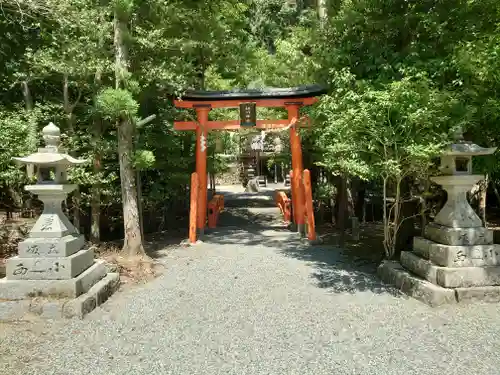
12, 123, 86, 237
378, 127, 500, 306
431, 127, 496, 228
0, 123, 119, 319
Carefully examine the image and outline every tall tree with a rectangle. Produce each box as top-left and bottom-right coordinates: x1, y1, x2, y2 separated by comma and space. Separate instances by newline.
113, 0, 144, 256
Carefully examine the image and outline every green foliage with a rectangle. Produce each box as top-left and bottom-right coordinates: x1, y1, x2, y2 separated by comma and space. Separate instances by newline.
313, 181, 336, 202
96, 88, 139, 121
133, 149, 156, 170
113, 0, 135, 19
0, 110, 35, 185
2, 0, 500, 244
314, 72, 450, 180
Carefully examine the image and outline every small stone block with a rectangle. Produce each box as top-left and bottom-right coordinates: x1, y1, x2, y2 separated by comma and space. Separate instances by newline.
378, 260, 457, 307
424, 223, 493, 246
400, 251, 439, 284
96, 273, 120, 305
412, 236, 431, 259
0, 260, 107, 300
6, 248, 94, 280
413, 237, 500, 267
62, 273, 119, 319
63, 293, 96, 319
455, 286, 500, 303
18, 235, 85, 258
436, 266, 500, 288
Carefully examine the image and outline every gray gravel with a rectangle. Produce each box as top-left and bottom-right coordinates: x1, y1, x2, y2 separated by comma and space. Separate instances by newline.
2, 189, 500, 374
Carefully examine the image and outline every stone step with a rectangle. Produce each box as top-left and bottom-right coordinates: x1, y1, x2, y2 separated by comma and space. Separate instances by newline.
424, 223, 493, 246
413, 237, 500, 267
377, 260, 456, 307
400, 251, 500, 288
62, 272, 120, 319
0, 260, 107, 300
18, 235, 85, 258
378, 260, 500, 306
400, 251, 439, 284
455, 286, 500, 303
6, 248, 94, 280
436, 265, 500, 288
0, 271, 119, 320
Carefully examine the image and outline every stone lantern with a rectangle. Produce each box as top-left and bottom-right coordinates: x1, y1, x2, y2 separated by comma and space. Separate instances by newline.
12, 123, 86, 238
378, 128, 500, 306
432, 127, 497, 229
0, 123, 119, 320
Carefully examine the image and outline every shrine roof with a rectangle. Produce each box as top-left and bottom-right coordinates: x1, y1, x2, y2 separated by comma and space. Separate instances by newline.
178, 84, 327, 102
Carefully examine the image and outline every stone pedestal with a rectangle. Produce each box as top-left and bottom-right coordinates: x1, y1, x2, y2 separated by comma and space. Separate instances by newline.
379, 178, 500, 306
0, 185, 119, 320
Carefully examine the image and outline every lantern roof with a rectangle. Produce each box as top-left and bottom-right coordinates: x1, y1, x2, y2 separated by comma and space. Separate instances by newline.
443, 143, 497, 157
443, 126, 497, 157
12, 123, 87, 167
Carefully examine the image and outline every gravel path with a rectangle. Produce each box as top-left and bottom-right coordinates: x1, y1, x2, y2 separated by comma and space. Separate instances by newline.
2, 188, 500, 375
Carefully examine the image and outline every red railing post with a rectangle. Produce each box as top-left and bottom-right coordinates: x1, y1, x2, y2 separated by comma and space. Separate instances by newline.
290, 170, 298, 227
275, 191, 291, 224
189, 172, 199, 243
303, 169, 316, 241
208, 194, 224, 228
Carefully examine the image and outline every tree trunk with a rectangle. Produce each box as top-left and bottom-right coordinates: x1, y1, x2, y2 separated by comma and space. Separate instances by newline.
382, 176, 390, 258
21, 80, 36, 218
328, 173, 337, 226
90, 71, 102, 243
420, 178, 431, 236
114, 10, 145, 256
470, 178, 487, 225
346, 177, 356, 219
337, 174, 348, 247
117, 118, 144, 255
90, 151, 101, 242
22, 80, 33, 111
395, 177, 415, 257
354, 179, 366, 220
6, 187, 22, 219
479, 176, 488, 226
317, 0, 327, 21
63, 74, 81, 231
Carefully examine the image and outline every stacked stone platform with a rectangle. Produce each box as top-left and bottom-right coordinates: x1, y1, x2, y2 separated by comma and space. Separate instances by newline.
0, 123, 119, 320
378, 222, 500, 306
0, 203, 119, 319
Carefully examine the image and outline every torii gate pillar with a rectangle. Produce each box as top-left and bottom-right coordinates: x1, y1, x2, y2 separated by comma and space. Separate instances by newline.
287, 104, 306, 235
195, 106, 210, 234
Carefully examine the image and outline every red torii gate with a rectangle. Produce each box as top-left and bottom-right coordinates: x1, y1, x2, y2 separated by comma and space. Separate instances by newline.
173, 85, 326, 240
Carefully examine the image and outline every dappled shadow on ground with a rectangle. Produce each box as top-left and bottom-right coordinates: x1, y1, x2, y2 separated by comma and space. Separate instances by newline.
145, 228, 189, 259
217, 207, 281, 228
93, 228, 189, 260
279, 244, 401, 296
219, 191, 279, 209
157, 186, 401, 297
203, 220, 401, 297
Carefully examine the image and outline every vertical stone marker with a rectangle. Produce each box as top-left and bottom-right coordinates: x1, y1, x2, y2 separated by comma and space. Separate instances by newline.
378, 127, 500, 306
0, 123, 119, 319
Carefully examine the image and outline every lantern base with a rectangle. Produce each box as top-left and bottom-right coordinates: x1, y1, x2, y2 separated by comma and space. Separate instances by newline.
431, 175, 484, 228
25, 184, 79, 238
